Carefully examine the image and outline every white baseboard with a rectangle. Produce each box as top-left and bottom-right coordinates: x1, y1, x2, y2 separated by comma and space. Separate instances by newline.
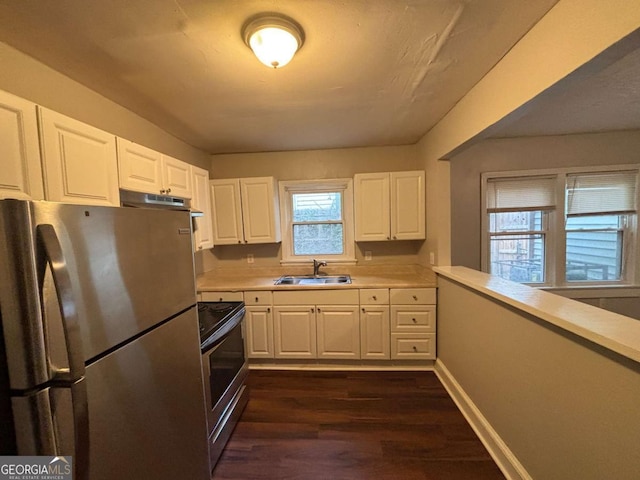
434, 359, 531, 480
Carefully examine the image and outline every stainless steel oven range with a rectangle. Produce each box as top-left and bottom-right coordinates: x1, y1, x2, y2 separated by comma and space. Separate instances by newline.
197, 301, 249, 471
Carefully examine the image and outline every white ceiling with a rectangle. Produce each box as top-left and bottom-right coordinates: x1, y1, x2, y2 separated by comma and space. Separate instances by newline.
0, 0, 561, 154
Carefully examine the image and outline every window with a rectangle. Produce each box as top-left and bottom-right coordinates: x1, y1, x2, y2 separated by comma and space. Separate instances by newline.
486, 176, 556, 283
482, 167, 638, 287
279, 179, 355, 264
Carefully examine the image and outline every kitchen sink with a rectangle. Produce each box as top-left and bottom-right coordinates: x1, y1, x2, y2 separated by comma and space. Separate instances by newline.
274, 275, 352, 285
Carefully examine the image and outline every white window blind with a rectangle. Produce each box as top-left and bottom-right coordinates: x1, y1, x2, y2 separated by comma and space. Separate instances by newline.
486, 176, 556, 212
566, 171, 638, 216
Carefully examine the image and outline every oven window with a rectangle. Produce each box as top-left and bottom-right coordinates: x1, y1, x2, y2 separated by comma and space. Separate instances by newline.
208, 323, 245, 410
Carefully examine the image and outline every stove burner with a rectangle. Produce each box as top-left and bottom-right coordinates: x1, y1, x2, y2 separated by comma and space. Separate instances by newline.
204, 303, 234, 312
197, 301, 245, 351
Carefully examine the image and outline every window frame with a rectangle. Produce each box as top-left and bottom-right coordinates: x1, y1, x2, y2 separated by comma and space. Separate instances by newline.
278, 178, 356, 265
481, 165, 639, 288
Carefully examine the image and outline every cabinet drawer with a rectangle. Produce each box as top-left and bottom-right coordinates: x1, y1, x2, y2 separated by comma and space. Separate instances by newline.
391, 306, 436, 332
390, 288, 435, 305
359, 289, 389, 305
390, 333, 436, 359
200, 291, 244, 302
244, 291, 273, 305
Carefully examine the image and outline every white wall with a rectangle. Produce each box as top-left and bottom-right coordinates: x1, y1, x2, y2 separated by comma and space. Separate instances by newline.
208, 145, 425, 268
418, 0, 640, 266
437, 275, 640, 479
0, 42, 210, 169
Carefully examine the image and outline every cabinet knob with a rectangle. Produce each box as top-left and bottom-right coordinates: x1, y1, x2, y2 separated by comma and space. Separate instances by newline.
393, 235, 397, 240
317, 307, 321, 312
198, 246, 202, 250
160, 189, 166, 194
255, 297, 259, 302
412, 318, 417, 323
413, 295, 418, 301
219, 297, 223, 301
244, 240, 248, 243
311, 308, 315, 313
372, 295, 377, 301
238, 240, 242, 244
267, 307, 271, 313
412, 345, 418, 352
166, 188, 172, 194
362, 308, 366, 313
386, 236, 390, 240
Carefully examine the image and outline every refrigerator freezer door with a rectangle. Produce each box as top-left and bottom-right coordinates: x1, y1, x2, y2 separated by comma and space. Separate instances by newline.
85, 308, 209, 480
31, 202, 197, 362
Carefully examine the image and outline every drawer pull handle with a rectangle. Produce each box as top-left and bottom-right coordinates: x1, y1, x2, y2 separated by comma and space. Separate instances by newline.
255, 297, 259, 302
219, 297, 223, 301
412, 295, 418, 301
412, 346, 418, 352
372, 295, 377, 301
412, 318, 417, 323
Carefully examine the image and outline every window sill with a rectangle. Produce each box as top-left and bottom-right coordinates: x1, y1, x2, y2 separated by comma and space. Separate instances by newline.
540, 284, 640, 299
280, 259, 358, 266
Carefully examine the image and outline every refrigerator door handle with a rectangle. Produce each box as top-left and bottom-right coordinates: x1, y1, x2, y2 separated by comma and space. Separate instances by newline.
36, 224, 86, 382
37, 224, 90, 480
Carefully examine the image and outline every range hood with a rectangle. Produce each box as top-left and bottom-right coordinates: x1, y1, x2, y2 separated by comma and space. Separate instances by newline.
120, 189, 203, 217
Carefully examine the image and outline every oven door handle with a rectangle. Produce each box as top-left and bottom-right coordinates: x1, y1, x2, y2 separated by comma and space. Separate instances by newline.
201, 309, 245, 353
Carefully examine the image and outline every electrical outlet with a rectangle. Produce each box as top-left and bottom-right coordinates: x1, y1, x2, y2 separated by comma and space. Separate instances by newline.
364, 251, 372, 261
247, 254, 254, 264
429, 252, 435, 265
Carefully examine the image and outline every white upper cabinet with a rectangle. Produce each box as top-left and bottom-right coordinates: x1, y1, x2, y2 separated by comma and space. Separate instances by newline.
191, 165, 214, 251
210, 176, 280, 245
117, 138, 192, 199
354, 170, 425, 241
162, 154, 192, 199
0, 90, 44, 200
116, 138, 163, 193
390, 171, 426, 240
39, 107, 119, 206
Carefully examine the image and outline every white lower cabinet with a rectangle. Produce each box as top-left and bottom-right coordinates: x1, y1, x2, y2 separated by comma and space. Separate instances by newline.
390, 288, 437, 360
273, 306, 317, 358
316, 306, 360, 359
359, 289, 390, 359
231, 287, 436, 362
272, 290, 359, 360
243, 291, 274, 358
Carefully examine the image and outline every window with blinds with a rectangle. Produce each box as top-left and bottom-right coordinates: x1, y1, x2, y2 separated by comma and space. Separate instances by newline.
486, 176, 556, 284
483, 168, 639, 287
564, 171, 637, 282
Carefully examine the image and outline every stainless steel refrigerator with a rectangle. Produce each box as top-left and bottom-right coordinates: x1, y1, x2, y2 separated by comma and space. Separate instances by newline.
0, 199, 210, 480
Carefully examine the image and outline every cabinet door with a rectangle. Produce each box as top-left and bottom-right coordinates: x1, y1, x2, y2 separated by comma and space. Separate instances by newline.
360, 306, 390, 359
245, 306, 274, 358
39, 108, 119, 206
316, 306, 360, 359
116, 138, 163, 194
390, 171, 425, 240
354, 172, 390, 241
191, 166, 214, 251
240, 177, 281, 244
210, 179, 244, 245
161, 155, 192, 199
0, 90, 43, 200
273, 306, 316, 358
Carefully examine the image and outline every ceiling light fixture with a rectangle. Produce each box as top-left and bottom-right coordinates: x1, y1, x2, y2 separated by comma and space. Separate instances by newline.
242, 13, 305, 69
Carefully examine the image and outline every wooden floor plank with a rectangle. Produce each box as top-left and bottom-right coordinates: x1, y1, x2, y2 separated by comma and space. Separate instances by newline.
211, 370, 505, 480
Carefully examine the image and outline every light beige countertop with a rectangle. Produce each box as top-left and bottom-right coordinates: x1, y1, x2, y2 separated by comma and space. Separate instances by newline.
196, 264, 436, 292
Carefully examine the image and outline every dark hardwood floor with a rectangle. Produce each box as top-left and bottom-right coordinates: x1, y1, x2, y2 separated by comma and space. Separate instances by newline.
211, 370, 505, 480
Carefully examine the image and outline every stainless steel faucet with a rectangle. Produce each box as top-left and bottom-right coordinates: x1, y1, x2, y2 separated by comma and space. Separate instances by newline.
313, 259, 327, 277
